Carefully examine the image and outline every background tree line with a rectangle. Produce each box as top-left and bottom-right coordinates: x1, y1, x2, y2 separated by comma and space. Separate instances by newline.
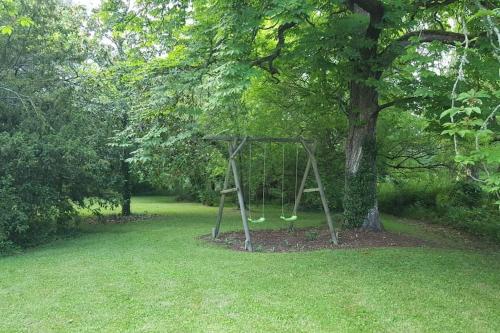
1, 0, 498, 253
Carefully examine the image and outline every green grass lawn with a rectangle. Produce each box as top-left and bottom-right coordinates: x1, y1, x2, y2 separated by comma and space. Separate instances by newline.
1, 196, 499, 332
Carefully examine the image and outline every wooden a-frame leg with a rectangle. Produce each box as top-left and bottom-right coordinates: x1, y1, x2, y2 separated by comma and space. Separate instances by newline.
212, 160, 232, 238
310, 155, 338, 244
293, 157, 311, 215
300, 140, 338, 245
229, 141, 253, 251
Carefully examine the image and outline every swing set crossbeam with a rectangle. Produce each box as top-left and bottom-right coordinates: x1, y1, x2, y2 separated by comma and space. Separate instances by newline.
203, 135, 315, 144
206, 135, 338, 251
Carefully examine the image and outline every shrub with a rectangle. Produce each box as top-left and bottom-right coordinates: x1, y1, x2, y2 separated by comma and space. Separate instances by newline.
379, 179, 499, 243
175, 191, 198, 202
198, 188, 219, 206
0, 110, 119, 254
448, 181, 483, 208
439, 207, 500, 241
378, 180, 445, 215
0, 178, 28, 254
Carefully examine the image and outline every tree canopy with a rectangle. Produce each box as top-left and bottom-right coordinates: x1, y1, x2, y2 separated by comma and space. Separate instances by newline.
1, 0, 498, 252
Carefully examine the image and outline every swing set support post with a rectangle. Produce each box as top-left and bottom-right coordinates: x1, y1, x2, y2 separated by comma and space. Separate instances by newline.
293, 157, 311, 216
296, 139, 338, 245
212, 159, 232, 239
213, 138, 253, 250
211, 137, 253, 251
229, 138, 253, 251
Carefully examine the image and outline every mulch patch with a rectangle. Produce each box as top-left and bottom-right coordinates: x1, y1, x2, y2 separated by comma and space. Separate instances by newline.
202, 227, 427, 252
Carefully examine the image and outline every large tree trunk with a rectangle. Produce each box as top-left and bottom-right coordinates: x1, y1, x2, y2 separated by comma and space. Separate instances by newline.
343, 81, 382, 231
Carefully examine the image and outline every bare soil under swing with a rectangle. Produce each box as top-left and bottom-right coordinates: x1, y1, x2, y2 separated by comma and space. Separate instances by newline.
202, 227, 427, 252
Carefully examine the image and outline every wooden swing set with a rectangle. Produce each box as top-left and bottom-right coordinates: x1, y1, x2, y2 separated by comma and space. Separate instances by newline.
204, 136, 338, 251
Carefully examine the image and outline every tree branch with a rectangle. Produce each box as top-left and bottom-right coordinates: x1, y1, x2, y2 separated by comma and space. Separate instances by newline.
398, 30, 465, 47
380, 29, 466, 66
383, 162, 448, 170
251, 22, 297, 75
378, 96, 420, 111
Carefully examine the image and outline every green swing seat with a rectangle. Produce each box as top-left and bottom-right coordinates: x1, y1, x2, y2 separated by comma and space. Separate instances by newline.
280, 215, 297, 222
248, 217, 266, 224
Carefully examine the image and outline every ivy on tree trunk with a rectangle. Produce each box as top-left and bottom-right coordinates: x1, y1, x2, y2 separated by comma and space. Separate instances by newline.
344, 81, 381, 231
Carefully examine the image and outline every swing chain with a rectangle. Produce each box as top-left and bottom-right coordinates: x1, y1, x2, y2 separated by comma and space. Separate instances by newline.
280, 143, 299, 222
247, 143, 252, 219
247, 142, 267, 223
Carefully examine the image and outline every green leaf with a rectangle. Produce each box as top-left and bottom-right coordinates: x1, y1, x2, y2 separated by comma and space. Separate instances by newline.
441, 129, 456, 136
468, 8, 500, 22
0, 25, 13, 35
18, 17, 34, 27
414, 87, 434, 97
454, 155, 475, 166
456, 91, 471, 101
463, 107, 481, 116
470, 119, 484, 127
440, 107, 460, 119
457, 129, 471, 138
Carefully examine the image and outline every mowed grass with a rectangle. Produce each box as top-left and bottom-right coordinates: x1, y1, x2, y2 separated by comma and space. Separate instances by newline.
1, 196, 499, 332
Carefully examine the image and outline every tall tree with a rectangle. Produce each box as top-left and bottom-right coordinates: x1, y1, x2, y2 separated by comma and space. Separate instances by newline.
176, 0, 492, 230
106, 0, 497, 221
0, 0, 121, 252
90, 0, 144, 216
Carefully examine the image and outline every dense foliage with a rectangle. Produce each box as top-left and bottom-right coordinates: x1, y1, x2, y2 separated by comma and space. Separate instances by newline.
1, 0, 498, 252
110, 0, 497, 227
0, 0, 122, 252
